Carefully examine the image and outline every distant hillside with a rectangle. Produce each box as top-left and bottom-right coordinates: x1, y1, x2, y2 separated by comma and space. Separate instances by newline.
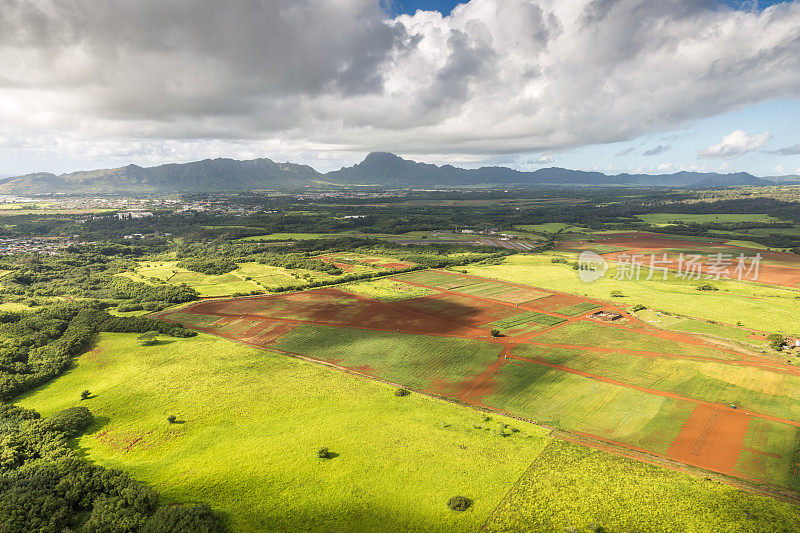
0, 152, 772, 193
0, 158, 322, 194
326, 152, 771, 188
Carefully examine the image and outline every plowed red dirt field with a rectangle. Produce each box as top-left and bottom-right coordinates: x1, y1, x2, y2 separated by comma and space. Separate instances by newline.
157, 269, 800, 489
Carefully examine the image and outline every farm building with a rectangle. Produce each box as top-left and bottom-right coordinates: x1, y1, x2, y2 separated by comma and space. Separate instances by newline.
592, 310, 623, 321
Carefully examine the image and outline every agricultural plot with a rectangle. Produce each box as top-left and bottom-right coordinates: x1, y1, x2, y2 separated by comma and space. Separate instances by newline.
157, 270, 800, 489
530, 321, 742, 360
393, 270, 551, 304
483, 360, 696, 453
273, 325, 501, 395
483, 311, 565, 330
461, 253, 800, 332
636, 308, 760, 345
555, 302, 602, 316
339, 278, 437, 301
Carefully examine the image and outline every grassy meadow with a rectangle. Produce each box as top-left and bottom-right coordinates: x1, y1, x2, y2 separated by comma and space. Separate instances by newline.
484, 439, 800, 532
119, 260, 345, 297
636, 213, 783, 225
17, 333, 548, 533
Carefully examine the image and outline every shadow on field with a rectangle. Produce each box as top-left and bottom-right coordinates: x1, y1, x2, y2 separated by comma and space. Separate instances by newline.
184, 288, 502, 336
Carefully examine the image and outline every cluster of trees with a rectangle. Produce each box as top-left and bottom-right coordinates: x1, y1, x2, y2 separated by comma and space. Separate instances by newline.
177, 258, 238, 275
0, 403, 224, 531
111, 278, 198, 304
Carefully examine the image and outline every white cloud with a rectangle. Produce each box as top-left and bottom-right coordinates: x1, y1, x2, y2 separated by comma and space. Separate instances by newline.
698, 129, 771, 158
0, 0, 800, 173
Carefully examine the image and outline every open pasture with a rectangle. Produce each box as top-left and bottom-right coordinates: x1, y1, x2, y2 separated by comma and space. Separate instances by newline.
121, 260, 298, 296
16, 333, 549, 533
157, 270, 800, 488
636, 213, 783, 225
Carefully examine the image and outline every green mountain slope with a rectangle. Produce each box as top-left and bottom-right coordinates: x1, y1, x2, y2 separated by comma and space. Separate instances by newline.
0, 158, 322, 193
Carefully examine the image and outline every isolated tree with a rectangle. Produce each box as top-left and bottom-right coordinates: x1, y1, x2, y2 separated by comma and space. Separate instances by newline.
317, 447, 331, 459
490, 328, 502, 338
167, 415, 177, 424
80, 389, 91, 400
137, 330, 160, 346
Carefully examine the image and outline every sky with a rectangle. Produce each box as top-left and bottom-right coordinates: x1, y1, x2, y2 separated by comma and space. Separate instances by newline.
0, 0, 799, 178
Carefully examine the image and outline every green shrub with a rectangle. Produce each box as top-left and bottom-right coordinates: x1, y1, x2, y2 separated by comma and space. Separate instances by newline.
696, 283, 718, 291
447, 495, 472, 511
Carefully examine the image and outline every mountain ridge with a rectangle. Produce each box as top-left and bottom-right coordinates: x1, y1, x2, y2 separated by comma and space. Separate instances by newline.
0, 152, 774, 193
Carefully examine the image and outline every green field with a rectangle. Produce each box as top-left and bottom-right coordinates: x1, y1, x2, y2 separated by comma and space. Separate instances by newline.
273, 324, 501, 394
515, 343, 800, 430
484, 439, 800, 532
531, 320, 740, 360
339, 278, 437, 301
483, 360, 694, 453
394, 270, 480, 289
485, 311, 565, 330
239, 232, 355, 241
637, 213, 782, 225
555, 302, 602, 316
16, 333, 548, 533
461, 254, 800, 332
636, 308, 759, 345
736, 418, 800, 488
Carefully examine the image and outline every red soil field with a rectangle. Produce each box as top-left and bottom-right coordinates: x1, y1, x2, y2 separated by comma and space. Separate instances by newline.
667, 404, 750, 474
